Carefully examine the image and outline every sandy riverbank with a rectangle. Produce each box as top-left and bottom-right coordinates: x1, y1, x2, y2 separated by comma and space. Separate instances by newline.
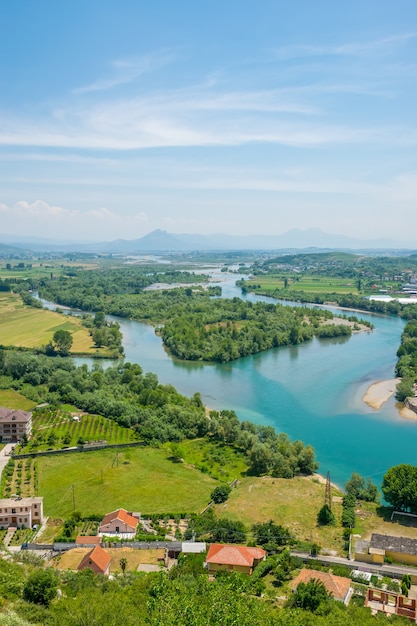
362, 378, 400, 410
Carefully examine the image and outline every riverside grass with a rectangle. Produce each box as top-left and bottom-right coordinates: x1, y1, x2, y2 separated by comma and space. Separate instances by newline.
38, 446, 217, 518
0, 292, 107, 355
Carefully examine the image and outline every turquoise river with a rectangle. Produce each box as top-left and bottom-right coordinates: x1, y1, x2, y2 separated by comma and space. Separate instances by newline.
43, 270, 416, 488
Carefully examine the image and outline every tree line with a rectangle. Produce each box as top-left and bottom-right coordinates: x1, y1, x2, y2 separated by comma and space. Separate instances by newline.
0, 349, 318, 478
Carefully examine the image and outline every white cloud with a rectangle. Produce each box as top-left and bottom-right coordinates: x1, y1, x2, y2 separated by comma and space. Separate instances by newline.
0, 200, 148, 241
73, 50, 176, 94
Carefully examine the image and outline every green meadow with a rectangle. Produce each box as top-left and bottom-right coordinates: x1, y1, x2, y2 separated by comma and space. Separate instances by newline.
37, 446, 217, 518
0, 389, 36, 411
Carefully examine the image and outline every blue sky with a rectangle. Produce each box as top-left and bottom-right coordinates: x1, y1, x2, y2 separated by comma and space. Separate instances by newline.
1, 0, 417, 242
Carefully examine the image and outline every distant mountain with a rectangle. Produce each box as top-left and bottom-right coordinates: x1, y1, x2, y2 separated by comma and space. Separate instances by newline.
0, 228, 414, 254
96, 228, 414, 252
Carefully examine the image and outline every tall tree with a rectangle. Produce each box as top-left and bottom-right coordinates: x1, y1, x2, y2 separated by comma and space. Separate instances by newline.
52, 329, 73, 356
382, 464, 417, 512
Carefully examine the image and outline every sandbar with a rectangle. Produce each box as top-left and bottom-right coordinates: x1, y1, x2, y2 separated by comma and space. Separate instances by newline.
362, 378, 400, 410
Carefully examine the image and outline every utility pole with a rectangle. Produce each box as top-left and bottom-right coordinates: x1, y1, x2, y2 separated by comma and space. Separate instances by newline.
325, 471, 332, 509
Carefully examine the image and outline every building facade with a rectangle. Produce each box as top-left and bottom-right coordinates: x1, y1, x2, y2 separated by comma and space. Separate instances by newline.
0, 496, 43, 529
0, 408, 32, 442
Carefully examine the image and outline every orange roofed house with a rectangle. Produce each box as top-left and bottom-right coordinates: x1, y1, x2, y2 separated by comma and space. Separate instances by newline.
290, 568, 352, 605
205, 544, 266, 575
78, 545, 111, 576
99, 508, 139, 538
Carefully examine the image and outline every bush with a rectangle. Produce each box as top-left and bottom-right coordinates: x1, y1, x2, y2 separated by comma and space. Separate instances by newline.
210, 484, 232, 504
23, 569, 58, 606
317, 504, 335, 526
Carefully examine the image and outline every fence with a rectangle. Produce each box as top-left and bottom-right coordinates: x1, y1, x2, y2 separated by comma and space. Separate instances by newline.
13, 441, 147, 460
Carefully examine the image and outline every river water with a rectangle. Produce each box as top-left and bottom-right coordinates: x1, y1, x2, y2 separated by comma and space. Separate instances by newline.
40, 271, 416, 488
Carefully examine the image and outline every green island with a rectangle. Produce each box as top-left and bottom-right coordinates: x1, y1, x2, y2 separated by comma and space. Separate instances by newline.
0, 253, 417, 624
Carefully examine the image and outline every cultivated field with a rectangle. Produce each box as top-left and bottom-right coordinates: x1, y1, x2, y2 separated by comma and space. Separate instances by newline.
0, 292, 106, 354
0, 260, 99, 281
245, 274, 359, 295
38, 446, 217, 518
26, 409, 139, 451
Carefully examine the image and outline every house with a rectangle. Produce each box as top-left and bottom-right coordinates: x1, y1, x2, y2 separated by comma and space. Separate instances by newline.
290, 568, 352, 605
75, 535, 101, 547
0, 408, 32, 443
205, 544, 266, 575
0, 496, 43, 529
78, 545, 111, 576
99, 508, 138, 538
355, 533, 417, 567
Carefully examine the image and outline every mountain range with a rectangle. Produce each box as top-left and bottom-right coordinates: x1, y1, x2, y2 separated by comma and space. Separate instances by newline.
0, 228, 415, 254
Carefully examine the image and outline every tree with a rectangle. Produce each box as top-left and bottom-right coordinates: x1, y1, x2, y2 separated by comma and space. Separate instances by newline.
345, 472, 379, 502
252, 521, 293, 551
211, 484, 231, 504
23, 569, 58, 606
52, 329, 73, 356
287, 578, 332, 612
317, 504, 336, 526
119, 557, 128, 575
401, 574, 411, 597
382, 464, 417, 512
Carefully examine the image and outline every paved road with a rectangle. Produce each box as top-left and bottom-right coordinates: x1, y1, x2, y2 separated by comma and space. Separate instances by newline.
292, 551, 417, 580
0, 444, 14, 482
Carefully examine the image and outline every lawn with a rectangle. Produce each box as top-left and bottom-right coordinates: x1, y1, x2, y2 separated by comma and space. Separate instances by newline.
38, 446, 217, 518
0, 389, 36, 411
0, 292, 109, 355
214, 475, 346, 553
53, 547, 165, 572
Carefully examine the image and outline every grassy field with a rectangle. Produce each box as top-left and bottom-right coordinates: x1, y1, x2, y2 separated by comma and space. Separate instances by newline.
0, 292, 108, 355
38, 446, 217, 518
53, 547, 165, 572
0, 260, 99, 280
0, 389, 36, 411
214, 475, 346, 552
163, 439, 248, 482
246, 274, 359, 295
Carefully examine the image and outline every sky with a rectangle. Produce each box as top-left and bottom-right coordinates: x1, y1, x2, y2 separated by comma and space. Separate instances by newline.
1, 0, 417, 243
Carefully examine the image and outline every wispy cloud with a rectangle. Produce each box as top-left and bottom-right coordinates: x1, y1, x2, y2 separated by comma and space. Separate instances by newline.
0, 82, 393, 151
73, 50, 175, 94
273, 32, 417, 61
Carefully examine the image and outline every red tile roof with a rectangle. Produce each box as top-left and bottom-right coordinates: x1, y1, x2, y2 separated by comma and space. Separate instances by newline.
206, 544, 266, 568
290, 569, 351, 602
76, 535, 101, 545
78, 545, 111, 574
100, 508, 138, 530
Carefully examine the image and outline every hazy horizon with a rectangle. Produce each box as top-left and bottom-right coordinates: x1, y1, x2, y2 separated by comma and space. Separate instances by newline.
1, 1, 417, 242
